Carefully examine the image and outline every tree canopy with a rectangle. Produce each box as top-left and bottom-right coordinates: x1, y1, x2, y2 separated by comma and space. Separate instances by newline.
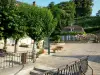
72, 0, 93, 18
18, 4, 57, 41
75, 16, 100, 28
47, 1, 76, 41
48, 1, 76, 29
0, 0, 17, 49
96, 10, 100, 16
56, 1, 76, 25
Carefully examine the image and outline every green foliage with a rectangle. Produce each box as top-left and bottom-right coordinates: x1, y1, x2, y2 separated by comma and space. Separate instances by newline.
0, 11, 2, 36
49, 7, 66, 34
50, 35, 61, 42
56, 1, 76, 25
48, 2, 55, 9
40, 8, 57, 37
36, 48, 44, 58
0, 0, 16, 39
96, 10, 100, 16
0, 0, 18, 50
25, 6, 46, 41
72, 0, 93, 17
0, 0, 16, 7
11, 5, 27, 40
84, 26, 100, 33
0, 1, 28, 51
0, 1, 57, 52
73, 0, 94, 28
74, 16, 100, 33
75, 16, 100, 28
48, 1, 75, 41
22, 5, 57, 41
1, 4, 27, 40
48, 1, 75, 27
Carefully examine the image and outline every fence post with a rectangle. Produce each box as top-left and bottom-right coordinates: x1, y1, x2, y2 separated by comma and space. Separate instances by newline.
21, 53, 27, 64
57, 68, 59, 75
66, 65, 68, 74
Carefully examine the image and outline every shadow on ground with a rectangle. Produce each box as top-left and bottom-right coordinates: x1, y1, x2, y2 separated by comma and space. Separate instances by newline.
5, 60, 21, 65
52, 55, 100, 63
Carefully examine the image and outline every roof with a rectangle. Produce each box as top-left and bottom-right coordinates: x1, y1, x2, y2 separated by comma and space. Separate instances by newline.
63, 25, 84, 32
63, 25, 83, 29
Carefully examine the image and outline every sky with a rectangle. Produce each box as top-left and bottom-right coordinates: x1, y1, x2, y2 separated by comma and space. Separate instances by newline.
17, 0, 100, 16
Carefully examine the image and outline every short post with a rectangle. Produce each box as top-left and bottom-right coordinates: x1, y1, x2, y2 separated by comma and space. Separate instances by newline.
21, 53, 27, 64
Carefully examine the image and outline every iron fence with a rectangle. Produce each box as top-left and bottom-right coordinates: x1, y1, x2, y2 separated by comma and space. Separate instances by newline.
43, 56, 89, 75
0, 51, 33, 69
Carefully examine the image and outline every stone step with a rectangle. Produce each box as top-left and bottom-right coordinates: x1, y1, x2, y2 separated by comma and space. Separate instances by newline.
30, 70, 43, 75
30, 64, 56, 75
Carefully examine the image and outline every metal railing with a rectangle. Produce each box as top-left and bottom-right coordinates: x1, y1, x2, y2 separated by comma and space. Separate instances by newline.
43, 56, 92, 75
88, 64, 94, 75
0, 51, 33, 69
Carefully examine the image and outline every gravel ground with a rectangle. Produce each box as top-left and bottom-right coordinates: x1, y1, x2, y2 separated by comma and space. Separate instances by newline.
35, 43, 100, 75
0, 43, 100, 75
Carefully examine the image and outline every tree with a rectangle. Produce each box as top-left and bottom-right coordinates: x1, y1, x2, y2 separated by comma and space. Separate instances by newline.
0, 0, 16, 50
96, 10, 100, 16
56, 1, 76, 25
0, 9, 2, 38
49, 7, 66, 41
48, 1, 75, 42
40, 8, 57, 54
11, 5, 27, 52
0, 1, 27, 52
48, 2, 55, 9
72, 0, 93, 18
21, 4, 57, 60
27, 7, 45, 61
0, 0, 16, 7
74, 16, 100, 28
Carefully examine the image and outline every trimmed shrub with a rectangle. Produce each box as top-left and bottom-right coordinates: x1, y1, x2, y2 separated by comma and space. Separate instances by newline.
36, 48, 44, 58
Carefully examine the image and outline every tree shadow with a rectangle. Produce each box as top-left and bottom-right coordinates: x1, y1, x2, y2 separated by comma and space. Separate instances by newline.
52, 55, 100, 63
5, 60, 21, 65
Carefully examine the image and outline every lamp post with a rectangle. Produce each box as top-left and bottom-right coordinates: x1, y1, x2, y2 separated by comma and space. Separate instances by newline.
48, 37, 50, 54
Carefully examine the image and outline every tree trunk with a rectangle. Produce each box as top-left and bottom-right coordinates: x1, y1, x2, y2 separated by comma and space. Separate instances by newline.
32, 41, 37, 63
3, 37, 7, 50
14, 39, 18, 53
